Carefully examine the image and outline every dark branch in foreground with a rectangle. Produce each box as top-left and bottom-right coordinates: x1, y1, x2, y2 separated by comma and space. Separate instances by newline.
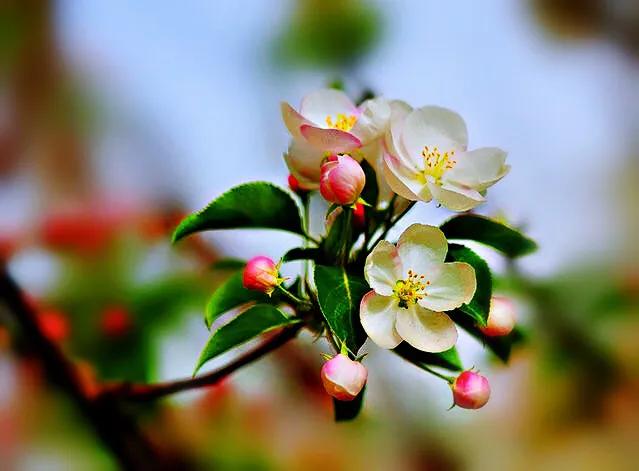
0, 266, 173, 470
100, 323, 303, 402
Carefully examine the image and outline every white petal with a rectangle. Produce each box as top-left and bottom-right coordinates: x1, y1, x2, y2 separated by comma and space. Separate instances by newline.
284, 139, 323, 189
384, 100, 413, 158
300, 89, 357, 126
281, 102, 310, 140
300, 125, 361, 153
395, 304, 458, 352
383, 153, 430, 202
418, 262, 476, 312
365, 240, 402, 296
445, 147, 509, 191
351, 97, 391, 143
402, 106, 468, 161
427, 181, 484, 211
359, 291, 402, 349
396, 224, 448, 276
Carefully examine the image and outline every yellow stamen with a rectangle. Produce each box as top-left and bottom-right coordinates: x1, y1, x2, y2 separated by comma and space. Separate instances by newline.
393, 270, 430, 309
421, 145, 457, 183
325, 113, 357, 132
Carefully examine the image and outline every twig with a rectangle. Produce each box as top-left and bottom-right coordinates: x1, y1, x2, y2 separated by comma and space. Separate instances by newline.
0, 266, 177, 470
100, 323, 303, 403
367, 201, 416, 251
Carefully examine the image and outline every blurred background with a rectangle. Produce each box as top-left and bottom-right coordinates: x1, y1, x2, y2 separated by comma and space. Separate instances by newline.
1, 0, 638, 469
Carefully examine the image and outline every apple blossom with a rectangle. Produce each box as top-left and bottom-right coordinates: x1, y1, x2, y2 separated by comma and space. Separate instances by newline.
360, 224, 476, 352
282, 89, 392, 196
319, 155, 366, 205
242, 256, 282, 295
320, 354, 368, 401
480, 296, 516, 337
383, 105, 510, 211
452, 371, 491, 409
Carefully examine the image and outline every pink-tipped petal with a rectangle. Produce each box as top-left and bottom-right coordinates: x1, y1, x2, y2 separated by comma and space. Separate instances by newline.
300, 125, 362, 153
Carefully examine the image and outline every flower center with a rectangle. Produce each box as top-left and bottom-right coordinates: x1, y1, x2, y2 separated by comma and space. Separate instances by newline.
421, 146, 457, 183
325, 113, 357, 132
393, 270, 430, 309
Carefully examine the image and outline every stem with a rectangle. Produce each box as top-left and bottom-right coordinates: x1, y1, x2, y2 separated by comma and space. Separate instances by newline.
421, 365, 454, 384
277, 285, 308, 307
302, 230, 321, 245
100, 324, 302, 402
367, 201, 416, 251
0, 267, 169, 469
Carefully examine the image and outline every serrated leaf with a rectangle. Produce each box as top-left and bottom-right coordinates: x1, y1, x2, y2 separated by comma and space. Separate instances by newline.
440, 214, 537, 258
283, 247, 321, 262
393, 343, 463, 372
204, 271, 270, 329
194, 304, 297, 375
314, 265, 369, 355
334, 387, 365, 422
172, 182, 304, 242
446, 243, 491, 327
448, 309, 525, 363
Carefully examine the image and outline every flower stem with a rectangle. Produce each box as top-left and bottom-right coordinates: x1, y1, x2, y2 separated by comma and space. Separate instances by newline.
421, 365, 455, 384
277, 285, 308, 307
367, 200, 416, 251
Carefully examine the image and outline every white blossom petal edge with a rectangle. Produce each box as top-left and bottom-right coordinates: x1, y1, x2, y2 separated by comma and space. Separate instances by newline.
360, 224, 476, 352
383, 106, 510, 211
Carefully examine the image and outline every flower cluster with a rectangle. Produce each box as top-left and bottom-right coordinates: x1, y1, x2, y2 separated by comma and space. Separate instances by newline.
176, 86, 534, 420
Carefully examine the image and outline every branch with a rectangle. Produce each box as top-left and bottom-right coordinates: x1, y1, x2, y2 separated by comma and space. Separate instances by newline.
99, 323, 303, 403
0, 266, 176, 470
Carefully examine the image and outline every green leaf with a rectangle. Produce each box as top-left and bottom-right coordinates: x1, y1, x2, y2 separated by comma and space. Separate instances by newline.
446, 244, 491, 327
440, 214, 537, 258
321, 207, 352, 263
448, 310, 525, 363
204, 271, 270, 329
172, 182, 304, 242
334, 387, 365, 422
282, 247, 320, 262
360, 159, 379, 209
314, 265, 369, 355
393, 343, 463, 372
195, 304, 297, 375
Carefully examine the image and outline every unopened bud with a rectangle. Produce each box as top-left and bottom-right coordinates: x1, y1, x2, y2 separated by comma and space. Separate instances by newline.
352, 202, 366, 230
480, 296, 516, 337
242, 256, 281, 295
452, 371, 491, 409
287, 174, 306, 194
319, 155, 365, 205
320, 354, 367, 401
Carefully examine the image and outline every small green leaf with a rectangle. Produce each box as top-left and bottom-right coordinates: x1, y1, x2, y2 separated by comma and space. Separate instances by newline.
394, 343, 463, 372
314, 265, 369, 355
360, 159, 379, 209
321, 207, 352, 263
195, 304, 297, 375
283, 247, 321, 262
173, 182, 304, 242
440, 214, 537, 258
448, 310, 525, 363
205, 271, 269, 329
446, 244, 491, 327
334, 387, 366, 422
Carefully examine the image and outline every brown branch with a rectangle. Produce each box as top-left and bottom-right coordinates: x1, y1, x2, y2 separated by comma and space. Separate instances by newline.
0, 266, 183, 470
99, 323, 303, 403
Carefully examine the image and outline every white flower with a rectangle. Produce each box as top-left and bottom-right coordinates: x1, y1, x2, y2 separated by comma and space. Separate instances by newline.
282, 89, 392, 197
383, 105, 510, 211
360, 224, 476, 352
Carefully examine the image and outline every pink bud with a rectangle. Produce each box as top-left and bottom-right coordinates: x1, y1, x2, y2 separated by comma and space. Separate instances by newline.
480, 296, 516, 337
352, 202, 366, 230
242, 256, 280, 294
319, 155, 365, 205
452, 371, 491, 409
287, 174, 305, 194
321, 354, 367, 401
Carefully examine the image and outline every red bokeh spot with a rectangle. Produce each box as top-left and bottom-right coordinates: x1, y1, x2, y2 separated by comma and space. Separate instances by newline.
100, 306, 133, 338
37, 309, 70, 343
